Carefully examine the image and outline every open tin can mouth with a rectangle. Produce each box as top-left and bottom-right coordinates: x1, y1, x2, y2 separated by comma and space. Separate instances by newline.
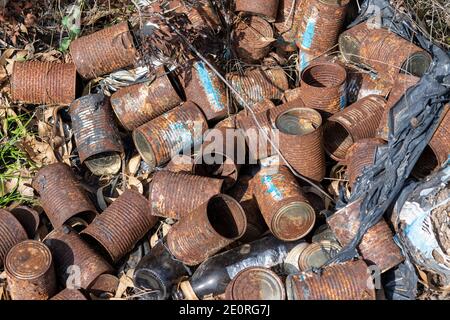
275, 107, 323, 136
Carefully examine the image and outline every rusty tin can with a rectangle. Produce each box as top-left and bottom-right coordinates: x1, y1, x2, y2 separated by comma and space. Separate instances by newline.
274, 0, 302, 48
235, 0, 280, 21
70, 22, 138, 79
286, 260, 376, 300
227, 67, 289, 109
44, 225, 114, 289
149, 170, 224, 220
9, 206, 40, 238
70, 94, 123, 176
338, 22, 373, 64
282, 88, 303, 103
346, 71, 393, 104
0, 209, 28, 267
275, 107, 326, 182
297, 240, 342, 271
224, 267, 285, 300
232, 16, 275, 64
166, 194, 247, 266
88, 274, 119, 298
32, 163, 97, 228
110, 71, 183, 131
164, 154, 195, 173
51, 288, 88, 300
299, 62, 347, 117
183, 61, 228, 121
327, 200, 404, 273
253, 163, 316, 241
170, 0, 221, 31
11, 61, 77, 105
5, 240, 57, 300
81, 189, 157, 263
323, 95, 386, 162
133, 102, 208, 172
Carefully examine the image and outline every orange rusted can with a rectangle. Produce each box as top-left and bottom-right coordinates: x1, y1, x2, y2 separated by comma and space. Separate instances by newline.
51, 288, 88, 300
346, 70, 393, 104
274, 0, 302, 51
0, 209, 28, 267
235, 0, 280, 22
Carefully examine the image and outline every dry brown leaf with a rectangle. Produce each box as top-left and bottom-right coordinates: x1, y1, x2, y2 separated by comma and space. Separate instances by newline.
0, 168, 34, 198
125, 154, 141, 176
0, 48, 15, 66
19, 134, 58, 166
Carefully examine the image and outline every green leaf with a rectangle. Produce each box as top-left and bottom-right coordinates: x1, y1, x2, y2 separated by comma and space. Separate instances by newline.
59, 37, 72, 52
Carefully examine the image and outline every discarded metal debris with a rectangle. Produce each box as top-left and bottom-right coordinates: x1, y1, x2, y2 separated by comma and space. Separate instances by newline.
50, 288, 88, 300
235, 0, 280, 22
0, 209, 28, 267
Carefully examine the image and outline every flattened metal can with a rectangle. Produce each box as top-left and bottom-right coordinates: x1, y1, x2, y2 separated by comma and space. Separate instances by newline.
224, 267, 285, 300
327, 200, 404, 273
70, 94, 124, 176
253, 163, 316, 241
5, 240, 57, 300
275, 107, 326, 182
44, 225, 114, 289
323, 95, 386, 162
11, 61, 77, 105
0, 209, 28, 267
286, 260, 376, 300
149, 170, 224, 220
166, 194, 247, 266
133, 102, 208, 173
235, 0, 280, 21
70, 22, 138, 79
32, 163, 97, 229
50, 288, 87, 300
110, 71, 183, 131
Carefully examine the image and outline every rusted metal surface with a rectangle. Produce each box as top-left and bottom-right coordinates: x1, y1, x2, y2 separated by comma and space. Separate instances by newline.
346, 138, 386, 189
133, 102, 208, 172
5, 240, 57, 300
252, 99, 276, 114
274, 0, 302, 49
286, 260, 376, 300
32, 163, 97, 228
110, 71, 183, 131
338, 22, 373, 64
297, 240, 341, 271
0, 209, 28, 267
9, 206, 40, 238
166, 194, 247, 266
215, 115, 240, 129
253, 163, 316, 241
70, 22, 138, 79
299, 62, 347, 117
327, 200, 404, 273
50, 288, 87, 300
44, 225, 113, 289
275, 107, 326, 182
235, 0, 279, 22
323, 95, 386, 162
283, 242, 309, 274
168, 0, 221, 31
11, 61, 76, 105
346, 70, 393, 105
282, 88, 302, 103
149, 170, 224, 220
70, 94, 123, 176
224, 267, 285, 300
81, 189, 157, 263
183, 61, 228, 121
163, 154, 195, 173
88, 274, 119, 297
232, 16, 275, 64
227, 67, 289, 109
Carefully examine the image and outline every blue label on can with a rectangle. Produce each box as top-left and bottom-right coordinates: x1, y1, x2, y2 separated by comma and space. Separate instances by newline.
261, 175, 283, 201
195, 61, 225, 112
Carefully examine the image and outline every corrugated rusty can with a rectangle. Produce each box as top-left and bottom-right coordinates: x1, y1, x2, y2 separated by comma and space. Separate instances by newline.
166, 194, 247, 266
11, 61, 77, 105
69, 22, 138, 79
227, 67, 289, 109
50, 288, 87, 300
224, 267, 285, 300
338, 22, 373, 64
149, 170, 224, 220
297, 240, 341, 271
215, 115, 240, 129
81, 189, 157, 263
5, 240, 57, 300
44, 225, 114, 289
163, 154, 195, 173
235, 0, 280, 21
275, 107, 326, 182
253, 163, 316, 241
9, 206, 40, 238
133, 102, 208, 172
299, 62, 347, 117
346, 138, 386, 189
282, 88, 303, 103
70, 94, 124, 176
346, 71, 393, 104
0, 209, 28, 267
88, 274, 119, 298
232, 16, 275, 64
171, 0, 221, 31
286, 260, 376, 300
32, 163, 97, 228
327, 200, 404, 273
183, 61, 228, 121
110, 71, 183, 131
323, 95, 386, 162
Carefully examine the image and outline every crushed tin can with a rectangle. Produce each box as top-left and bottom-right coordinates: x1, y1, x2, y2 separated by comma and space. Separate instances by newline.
275, 107, 326, 182
253, 161, 316, 241
70, 94, 124, 176
166, 194, 247, 266
110, 70, 183, 131
5, 240, 57, 300
346, 71, 393, 104
327, 200, 404, 273
224, 267, 285, 300
70, 22, 138, 79
323, 95, 386, 162
32, 163, 98, 229
81, 189, 157, 263
0, 209, 28, 267
9, 206, 40, 238
133, 101, 208, 173
44, 225, 114, 289
50, 288, 88, 300
235, 0, 280, 22
149, 170, 224, 220
11, 61, 77, 105
297, 240, 342, 271
286, 260, 376, 300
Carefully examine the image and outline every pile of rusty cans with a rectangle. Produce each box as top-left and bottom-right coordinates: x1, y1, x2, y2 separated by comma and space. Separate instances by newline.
3, 0, 447, 301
